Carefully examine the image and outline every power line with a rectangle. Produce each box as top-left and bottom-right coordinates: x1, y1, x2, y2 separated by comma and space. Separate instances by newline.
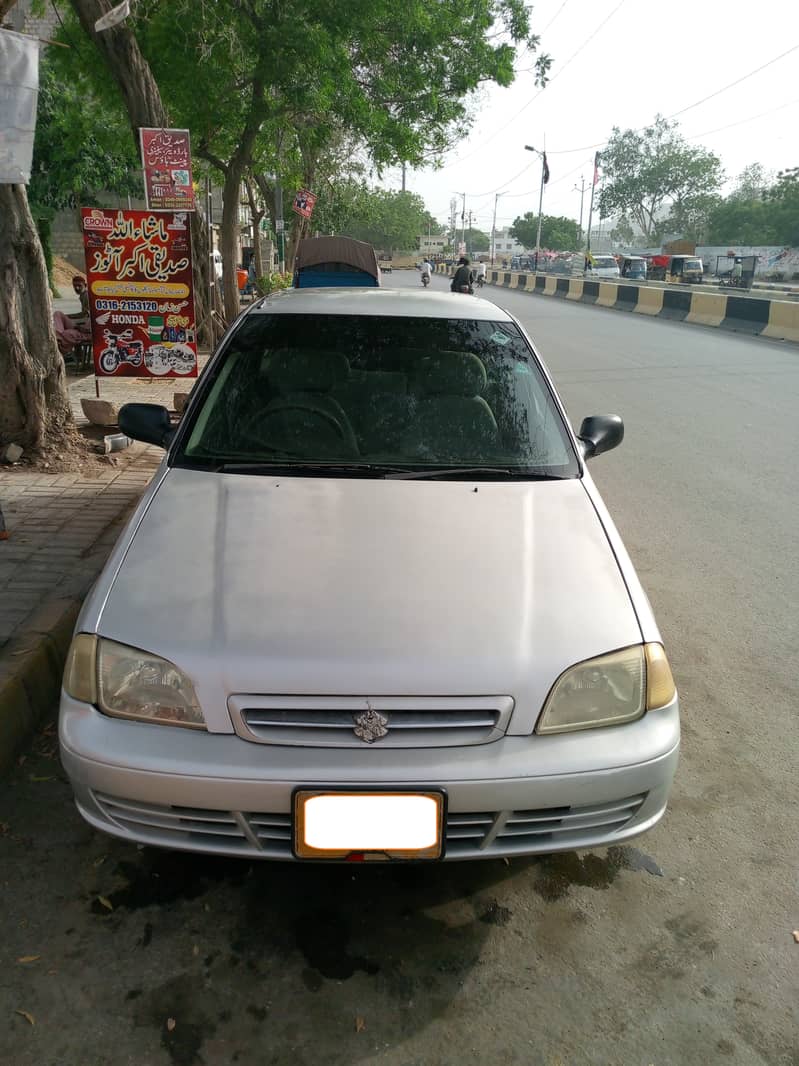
540, 0, 570, 35
685, 96, 799, 142
669, 43, 799, 119
438, 0, 627, 170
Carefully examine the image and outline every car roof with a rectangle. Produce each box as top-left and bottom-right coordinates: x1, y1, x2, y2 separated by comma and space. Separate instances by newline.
249, 287, 513, 321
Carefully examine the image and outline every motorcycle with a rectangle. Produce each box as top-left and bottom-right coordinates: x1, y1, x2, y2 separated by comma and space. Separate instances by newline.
476, 274, 485, 288
98, 329, 144, 374
421, 273, 430, 287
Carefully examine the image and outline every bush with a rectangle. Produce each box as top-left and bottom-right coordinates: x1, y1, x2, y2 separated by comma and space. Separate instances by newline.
257, 271, 293, 295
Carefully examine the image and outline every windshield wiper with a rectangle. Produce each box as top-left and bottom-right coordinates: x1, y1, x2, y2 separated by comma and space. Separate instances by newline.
385, 467, 570, 481
216, 460, 415, 477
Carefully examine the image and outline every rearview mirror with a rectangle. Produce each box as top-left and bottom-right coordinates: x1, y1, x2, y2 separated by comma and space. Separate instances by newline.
578, 415, 624, 459
119, 403, 174, 448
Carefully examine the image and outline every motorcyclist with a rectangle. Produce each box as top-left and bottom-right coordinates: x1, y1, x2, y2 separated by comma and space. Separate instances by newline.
420, 259, 433, 284
475, 261, 487, 287
450, 256, 473, 294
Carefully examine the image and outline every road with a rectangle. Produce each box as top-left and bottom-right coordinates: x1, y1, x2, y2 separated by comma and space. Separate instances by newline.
2, 273, 797, 1066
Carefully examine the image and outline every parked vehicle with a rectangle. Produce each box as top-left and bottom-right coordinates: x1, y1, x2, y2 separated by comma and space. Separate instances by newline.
62, 288, 679, 863
648, 254, 703, 283
618, 255, 647, 280
584, 255, 621, 279
293, 235, 381, 288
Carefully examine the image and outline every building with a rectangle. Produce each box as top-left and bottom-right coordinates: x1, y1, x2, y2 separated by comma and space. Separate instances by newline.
491, 227, 527, 258
417, 233, 447, 256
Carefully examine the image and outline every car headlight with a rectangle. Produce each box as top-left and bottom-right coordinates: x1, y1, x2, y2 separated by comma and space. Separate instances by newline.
536, 643, 675, 735
63, 634, 206, 729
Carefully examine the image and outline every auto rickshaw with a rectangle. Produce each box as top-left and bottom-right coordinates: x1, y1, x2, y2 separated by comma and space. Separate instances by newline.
293, 236, 381, 288
618, 255, 647, 280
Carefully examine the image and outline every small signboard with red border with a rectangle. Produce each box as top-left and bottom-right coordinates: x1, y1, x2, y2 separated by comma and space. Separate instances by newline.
81, 208, 198, 379
292, 189, 317, 219
139, 127, 196, 211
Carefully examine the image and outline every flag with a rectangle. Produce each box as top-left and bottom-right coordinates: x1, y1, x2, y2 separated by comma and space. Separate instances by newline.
593, 151, 601, 187
94, 0, 131, 32
542, 151, 550, 185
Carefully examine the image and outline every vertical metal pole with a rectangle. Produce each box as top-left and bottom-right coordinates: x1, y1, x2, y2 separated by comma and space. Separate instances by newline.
534, 162, 544, 273
206, 176, 213, 334
461, 193, 466, 252
402, 163, 406, 192
576, 177, 585, 246
491, 193, 499, 266
276, 178, 285, 273
586, 175, 597, 255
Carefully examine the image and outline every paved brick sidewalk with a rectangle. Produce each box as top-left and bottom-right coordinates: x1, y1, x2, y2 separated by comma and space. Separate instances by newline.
0, 446, 161, 649
0, 359, 209, 651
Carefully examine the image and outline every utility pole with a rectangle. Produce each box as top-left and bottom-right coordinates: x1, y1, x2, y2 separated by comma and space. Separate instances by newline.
460, 193, 466, 254
467, 210, 474, 257
573, 176, 587, 247
401, 163, 406, 192
585, 151, 601, 266
449, 197, 458, 255
524, 142, 547, 272
491, 192, 504, 267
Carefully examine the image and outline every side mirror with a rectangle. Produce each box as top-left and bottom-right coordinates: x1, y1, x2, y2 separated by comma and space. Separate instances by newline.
578, 414, 624, 460
119, 403, 174, 448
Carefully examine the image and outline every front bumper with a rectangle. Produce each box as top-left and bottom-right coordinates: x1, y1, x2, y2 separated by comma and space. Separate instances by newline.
60, 693, 680, 861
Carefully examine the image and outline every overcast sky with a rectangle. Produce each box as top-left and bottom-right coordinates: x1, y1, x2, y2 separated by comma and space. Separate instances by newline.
387, 0, 799, 234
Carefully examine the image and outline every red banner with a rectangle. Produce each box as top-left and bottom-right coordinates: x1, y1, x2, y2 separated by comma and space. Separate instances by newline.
292, 189, 317, 219
81, 208, 198, 379
139, 128, 196, 211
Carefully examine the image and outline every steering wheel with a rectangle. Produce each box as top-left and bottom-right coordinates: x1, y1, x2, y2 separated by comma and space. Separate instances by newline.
239, 397, 359, 458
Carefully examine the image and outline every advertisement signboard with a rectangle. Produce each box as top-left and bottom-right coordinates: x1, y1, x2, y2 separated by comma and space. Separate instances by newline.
81, 208, 198, 379
139, 127, 195, 211
292, 189, 317, 219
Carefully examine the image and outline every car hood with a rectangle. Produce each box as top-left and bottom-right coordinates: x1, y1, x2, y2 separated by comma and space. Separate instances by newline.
97, 469, 641, 734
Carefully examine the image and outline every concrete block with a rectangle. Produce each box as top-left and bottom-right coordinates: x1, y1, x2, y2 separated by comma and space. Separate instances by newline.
2, 443, 23, 463
80, 398, 119, 426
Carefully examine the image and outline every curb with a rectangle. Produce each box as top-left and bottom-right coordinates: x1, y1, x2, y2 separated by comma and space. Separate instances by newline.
0, 596, 81, 775
0, 497, 143, 776
435, 265, 799, 343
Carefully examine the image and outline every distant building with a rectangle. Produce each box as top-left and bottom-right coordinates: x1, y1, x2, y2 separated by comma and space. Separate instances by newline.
417, 233, 447, 256
492, 228, 527, 257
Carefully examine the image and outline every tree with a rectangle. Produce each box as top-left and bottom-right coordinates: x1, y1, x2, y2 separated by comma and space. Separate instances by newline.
72, 0, 548, 317
729, 163, 773, 203
0, 0, 72, 453
765, 167, 799, 246
610, 217, 636, 246
29, 55, 140, 286
66, 0, 215, 342
468, 229, 491, 254
312, 181, 440, 251
598, 116, 723, 242
509, 213, 580, 251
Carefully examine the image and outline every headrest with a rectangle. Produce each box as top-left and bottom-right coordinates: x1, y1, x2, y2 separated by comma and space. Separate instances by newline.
264, 348, 349, 393
417, 351, 487, 397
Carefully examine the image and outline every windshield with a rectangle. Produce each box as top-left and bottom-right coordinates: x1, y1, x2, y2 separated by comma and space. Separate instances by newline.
176, 314, 578, 477
683, 258, 703, 271
592, 257, 618, 269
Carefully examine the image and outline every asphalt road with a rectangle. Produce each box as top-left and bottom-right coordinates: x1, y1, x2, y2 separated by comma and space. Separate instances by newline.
1, 275, 797, 1066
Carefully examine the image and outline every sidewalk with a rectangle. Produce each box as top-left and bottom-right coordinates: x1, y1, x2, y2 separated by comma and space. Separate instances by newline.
0, 363, 203, 773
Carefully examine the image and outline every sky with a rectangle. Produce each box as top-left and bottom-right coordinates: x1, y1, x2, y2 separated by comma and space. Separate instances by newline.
385, 0, 799, 236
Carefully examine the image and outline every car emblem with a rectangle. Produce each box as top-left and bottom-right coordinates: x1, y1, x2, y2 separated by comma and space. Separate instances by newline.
353, 707, 389, 743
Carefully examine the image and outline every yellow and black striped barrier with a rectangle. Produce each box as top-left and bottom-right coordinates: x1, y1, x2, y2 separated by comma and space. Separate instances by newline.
434, 265, 799, 344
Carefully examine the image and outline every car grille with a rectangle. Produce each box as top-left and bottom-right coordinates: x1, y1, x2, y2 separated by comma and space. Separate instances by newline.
92, 791, 646, 860
228, 695, 514, 748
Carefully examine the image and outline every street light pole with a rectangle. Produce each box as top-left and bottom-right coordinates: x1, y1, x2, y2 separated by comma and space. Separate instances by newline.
524, 144, 546, 272
491, 192, 504, 267
573, 176, 587, 247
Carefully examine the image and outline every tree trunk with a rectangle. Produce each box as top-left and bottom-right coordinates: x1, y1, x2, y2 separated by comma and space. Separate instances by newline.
68, 0, 213, 346
245, 179, 264, 279
0, 184, 72, 451
220, 163, 245, 320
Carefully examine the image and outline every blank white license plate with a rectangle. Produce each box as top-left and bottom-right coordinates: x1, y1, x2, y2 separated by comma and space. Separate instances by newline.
294, 791, 444, 860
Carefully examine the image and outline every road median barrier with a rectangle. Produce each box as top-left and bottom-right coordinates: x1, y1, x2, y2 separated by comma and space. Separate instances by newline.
435, 264, 796, 343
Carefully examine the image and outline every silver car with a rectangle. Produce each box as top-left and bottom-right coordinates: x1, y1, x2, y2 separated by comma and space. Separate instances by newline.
60, 289, 679, 862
